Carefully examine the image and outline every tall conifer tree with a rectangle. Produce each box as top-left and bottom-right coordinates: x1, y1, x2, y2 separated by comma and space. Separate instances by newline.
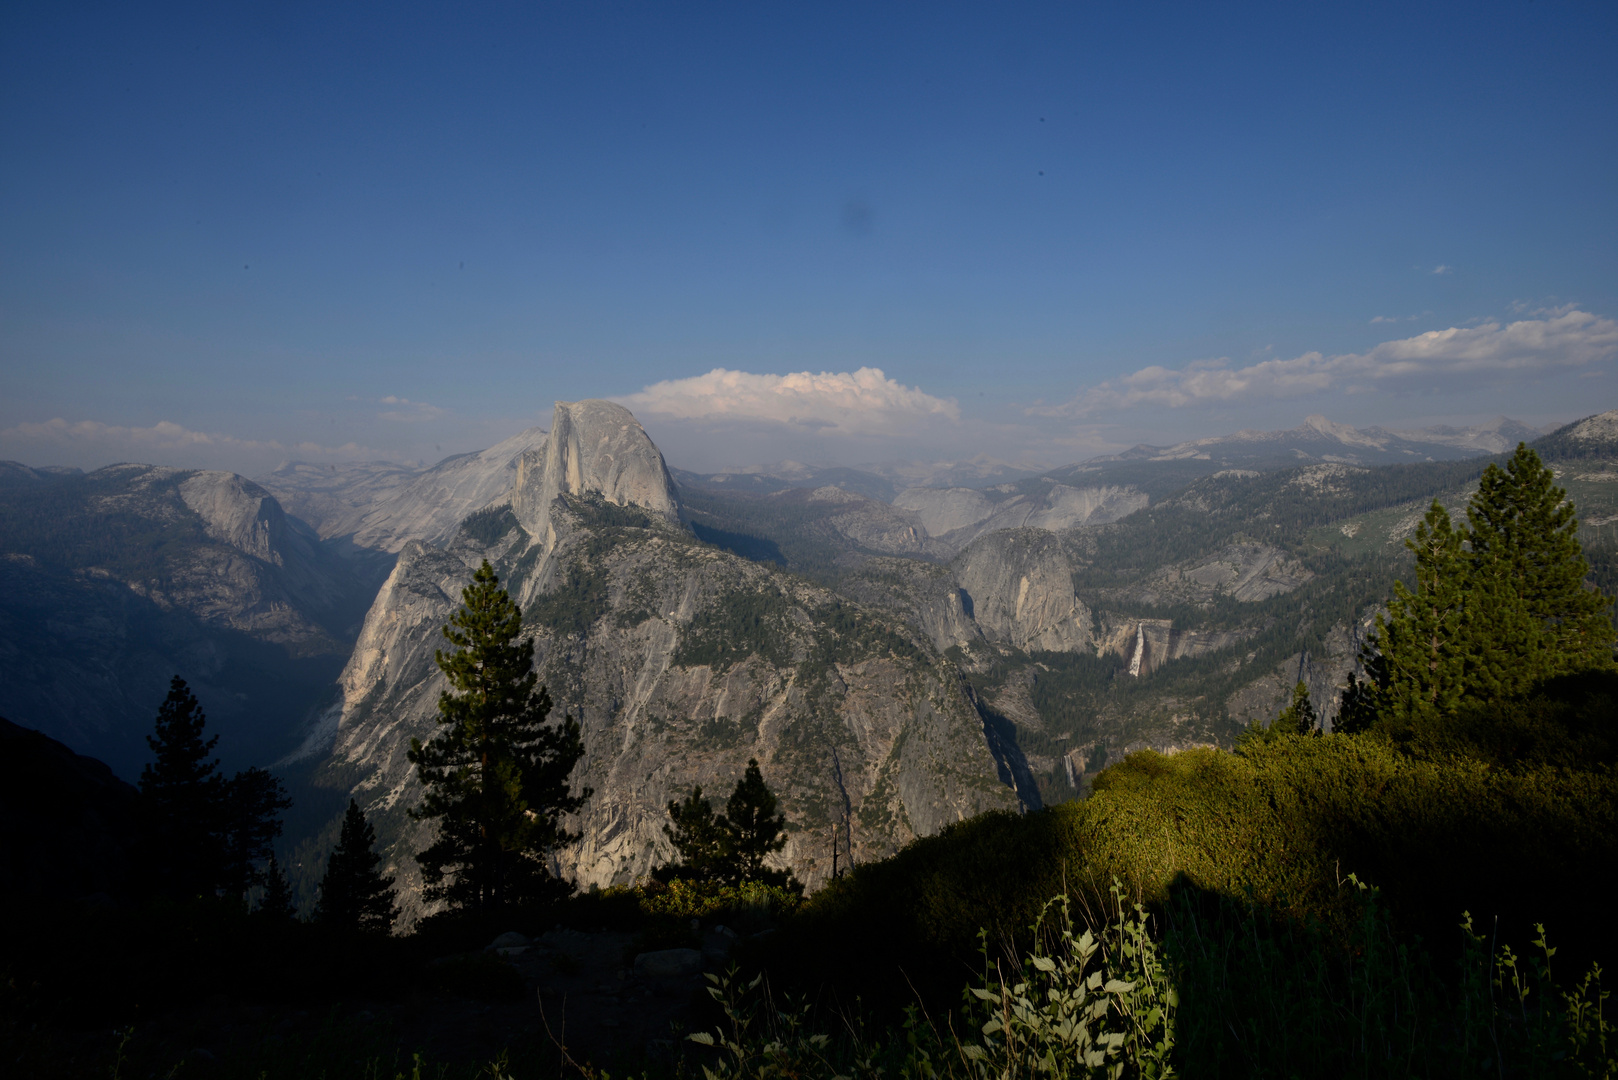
1271, 682, 1319, 736
1346, 446, 1614, 733
258, 854, 296, 922
1465, 444, 1614, 698
663, 786, 731, 883
723, 758, 789, 886
661, 759, 793, 887
138, 677, 289, 899
408, 560, 589, 914
139, 676, 226, 897
316, 799, 397, 935
1359, 501, 1471, 728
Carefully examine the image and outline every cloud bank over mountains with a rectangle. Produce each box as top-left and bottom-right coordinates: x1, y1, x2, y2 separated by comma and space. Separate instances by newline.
1041, 308, 1618, 417
3, 309, 1612, 476
620, 367, 960, 434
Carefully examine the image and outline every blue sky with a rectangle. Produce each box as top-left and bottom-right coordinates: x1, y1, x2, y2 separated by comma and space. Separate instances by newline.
3, 1, 1615, 473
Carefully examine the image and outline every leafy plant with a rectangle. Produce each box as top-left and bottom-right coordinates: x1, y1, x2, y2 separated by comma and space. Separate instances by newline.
958, 885, 1176, 1079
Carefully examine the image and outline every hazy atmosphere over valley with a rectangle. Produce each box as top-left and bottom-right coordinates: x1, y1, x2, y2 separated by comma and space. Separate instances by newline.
4, 3, 1618, 1076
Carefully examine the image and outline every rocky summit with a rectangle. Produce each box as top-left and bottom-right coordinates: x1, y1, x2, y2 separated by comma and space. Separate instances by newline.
320, 401, 1020, 925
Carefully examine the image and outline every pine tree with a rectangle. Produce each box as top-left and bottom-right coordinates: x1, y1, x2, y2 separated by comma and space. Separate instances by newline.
662, 760, 793, 886
1465, 443, 1614, 699
408, 560, 590, 914
721, 758, 789, 887
139, 676, 226, 897
221, 766, 292, 898
1362, 501, 1471, 729
1342, 447, 1616, 735
1336, 672, 1378, 735
662, 786, 731, 883
258, 854, 296, 922
1271, 682, 1318, 736
137, 676, 289, 901
316, 799, 397, 935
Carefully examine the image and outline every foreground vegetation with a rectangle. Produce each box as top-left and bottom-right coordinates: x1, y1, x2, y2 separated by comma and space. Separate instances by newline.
11, 719, 1611, 1079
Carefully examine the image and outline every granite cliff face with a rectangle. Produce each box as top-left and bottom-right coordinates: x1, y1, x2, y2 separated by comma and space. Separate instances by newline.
511, 401, 682, 547
1111, 541, 1313, 607
323, 404, 1019, 924
953, 530, 1094, 653
259, 428, 550, 552
894, 483, 1147, 553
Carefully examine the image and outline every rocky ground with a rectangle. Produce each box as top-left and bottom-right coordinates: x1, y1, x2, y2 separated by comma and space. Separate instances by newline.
25, 922, 757, 1077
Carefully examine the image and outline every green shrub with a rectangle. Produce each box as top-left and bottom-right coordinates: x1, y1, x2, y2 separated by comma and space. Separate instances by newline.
776, 735, 1618, 1015
599, 877, 801, 931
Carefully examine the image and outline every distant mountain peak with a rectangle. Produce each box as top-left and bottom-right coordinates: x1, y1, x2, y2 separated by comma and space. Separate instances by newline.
1087, 413, 1550, 469
511, 401, 682, 545
1302, 415, 1383, 448
1564, 409, 1618, 443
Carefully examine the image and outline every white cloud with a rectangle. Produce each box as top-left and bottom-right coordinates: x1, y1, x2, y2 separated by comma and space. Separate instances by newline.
0, 418, 383, 474
376, 395, 445, 422
1039, 308, 1618, 417
1432, 265, 1454, 275
619, 366, 960, 436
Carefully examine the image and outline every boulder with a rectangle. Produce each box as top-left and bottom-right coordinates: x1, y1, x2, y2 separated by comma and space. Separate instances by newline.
487, 931, 532, 951
633, 948, 703, 979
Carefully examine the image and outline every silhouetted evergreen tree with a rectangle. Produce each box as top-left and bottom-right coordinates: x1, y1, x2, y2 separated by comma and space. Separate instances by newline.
1238, 682, 1320, 748
257, 854, 296, 922
315, 799, 396, 935
662, 759, 792, 886
139, 676, 225, 897
662, 785, 731, 883
408, 561, 589, 914
137, 676, 290, 900
723, 758, 789, 886
222, 766, 292, 897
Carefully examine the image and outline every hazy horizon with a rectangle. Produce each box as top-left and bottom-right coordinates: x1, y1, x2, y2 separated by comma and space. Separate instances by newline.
0, 405, 1579, 481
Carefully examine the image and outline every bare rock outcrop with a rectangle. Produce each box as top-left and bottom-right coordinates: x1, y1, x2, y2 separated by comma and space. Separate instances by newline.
1097, 618, 1253, 678
954, 530, 1093, 652
512, 401, 682, 549
351, 428, 549, 552
1225, 610, 1378, 731
893, 487, 997, 537
895, 483, 1147, 554
1116, 541, 1313, 606
331, 511, 1018, 926
833, 557, 983, 653
325, 405, 1018, 925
